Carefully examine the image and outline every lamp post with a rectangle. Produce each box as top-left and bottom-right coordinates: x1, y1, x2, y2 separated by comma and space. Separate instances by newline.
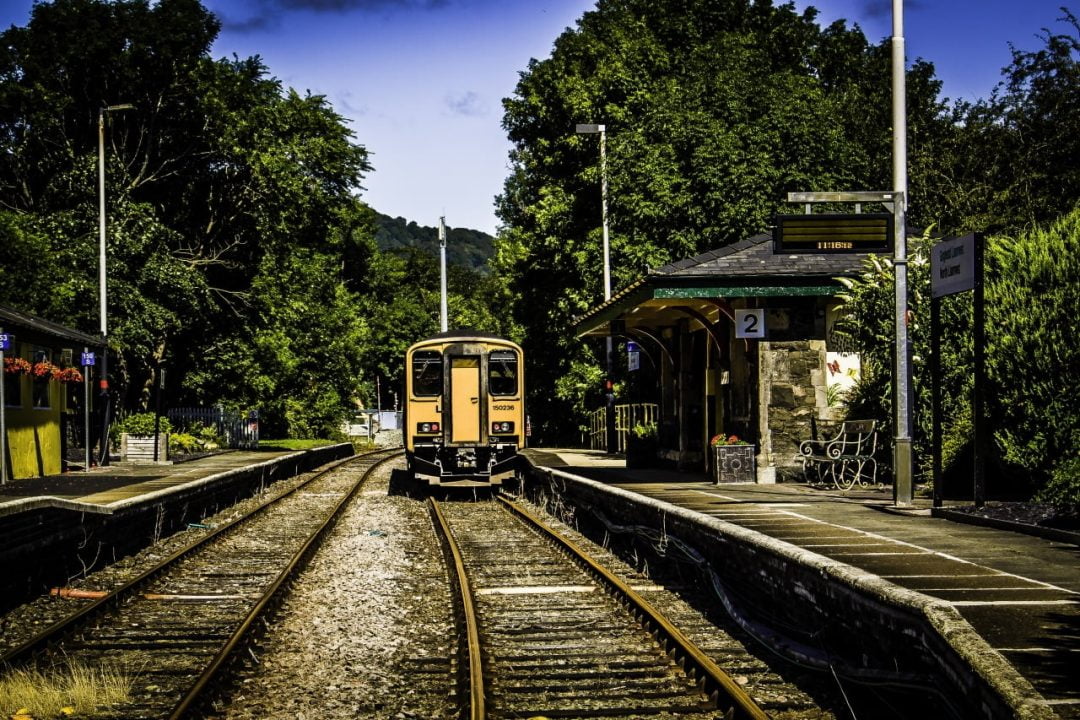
890, 0, 913, 506
97, 102, 134, 465
439, 216, 448, 332
576, 123, 617, 454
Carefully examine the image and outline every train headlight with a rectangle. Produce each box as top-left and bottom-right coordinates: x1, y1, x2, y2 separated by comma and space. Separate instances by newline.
491, 421, 514, 434
418, 422, 441, 433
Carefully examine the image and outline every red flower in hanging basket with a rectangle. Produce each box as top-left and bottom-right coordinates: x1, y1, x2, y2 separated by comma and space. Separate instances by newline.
4, 357, 32, 375
57, 367, 84, 383
31, 360, 61, 380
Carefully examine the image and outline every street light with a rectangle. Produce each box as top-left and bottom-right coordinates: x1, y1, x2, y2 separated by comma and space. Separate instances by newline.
97, 102, 134, 464
890, 0, 913, 506
576, 122, 617, 454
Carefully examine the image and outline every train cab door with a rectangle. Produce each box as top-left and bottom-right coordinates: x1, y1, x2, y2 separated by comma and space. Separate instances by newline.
449, 356, 482, 444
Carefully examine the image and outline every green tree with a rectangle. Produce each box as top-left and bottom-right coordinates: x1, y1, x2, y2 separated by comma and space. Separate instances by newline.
0, 0, 376, 436
834, 208, 1080, 502
938, 10, 1080, 234
495, 0, 951, 443
352, 246, 520, 408
373, 214, 496, 273
987, 207, 1080, 500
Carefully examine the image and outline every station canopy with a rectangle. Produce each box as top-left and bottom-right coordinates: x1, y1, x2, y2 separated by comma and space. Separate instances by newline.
0, 304, 104, 348
574, 232, 884, 338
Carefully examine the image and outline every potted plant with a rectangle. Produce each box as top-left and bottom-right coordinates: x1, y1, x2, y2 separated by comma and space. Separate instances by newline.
626, 421, 658, 468
711, 433, 755, 483
113, 412, 172, 464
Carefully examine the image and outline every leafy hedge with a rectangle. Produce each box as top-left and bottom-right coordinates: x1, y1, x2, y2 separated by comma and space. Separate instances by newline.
987, 208, 1080, 502
112, 412, 171, 437
834, 205, 1080, 504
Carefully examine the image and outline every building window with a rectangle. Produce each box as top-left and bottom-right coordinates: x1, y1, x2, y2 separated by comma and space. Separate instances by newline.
32, 346, 51, 409
3, 370, 21, 408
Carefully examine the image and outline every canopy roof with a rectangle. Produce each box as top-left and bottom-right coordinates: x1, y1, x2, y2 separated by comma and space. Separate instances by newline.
574, 233, 880, 338
0, 304, 103, 348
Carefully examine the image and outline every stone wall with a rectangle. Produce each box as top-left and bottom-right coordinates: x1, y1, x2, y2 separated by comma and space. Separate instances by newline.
758, 339, 827, 478
519, 464, 1053, 720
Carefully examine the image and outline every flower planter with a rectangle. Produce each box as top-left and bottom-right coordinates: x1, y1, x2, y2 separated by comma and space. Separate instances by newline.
713, 444, 756, 484
120, 433, 170, 464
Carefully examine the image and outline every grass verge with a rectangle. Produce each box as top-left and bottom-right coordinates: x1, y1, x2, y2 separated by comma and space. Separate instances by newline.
1, 661, 132, 718
257, 438, 338, 451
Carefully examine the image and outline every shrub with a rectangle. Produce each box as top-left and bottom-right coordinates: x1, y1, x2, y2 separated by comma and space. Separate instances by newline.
187, 421, 223, 448
984, 208, 1080, 495
1033, 449, 1080, 507
833, 205, 1080, 502
111, 412, 170, 440
168, 433, 202, 456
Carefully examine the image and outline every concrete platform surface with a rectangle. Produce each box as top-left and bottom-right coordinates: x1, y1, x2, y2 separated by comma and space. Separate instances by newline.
0, 450, 293, 514
523, 448, 1080, 718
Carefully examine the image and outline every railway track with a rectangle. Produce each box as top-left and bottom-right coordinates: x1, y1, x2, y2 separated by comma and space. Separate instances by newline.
430, 495, 771, 720
0, 448, 402, 719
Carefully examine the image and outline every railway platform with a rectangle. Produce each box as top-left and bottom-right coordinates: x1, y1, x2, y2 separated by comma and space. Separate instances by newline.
0, 450, 289, 513
0, 444, 355, 610
521, 448, 1080, 719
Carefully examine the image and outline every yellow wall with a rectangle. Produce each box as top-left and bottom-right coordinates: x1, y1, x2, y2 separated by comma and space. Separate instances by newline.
4, 368, 65, 479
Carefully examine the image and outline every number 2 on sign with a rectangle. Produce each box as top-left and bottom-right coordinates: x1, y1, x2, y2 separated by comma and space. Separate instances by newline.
735, 309, 765, 339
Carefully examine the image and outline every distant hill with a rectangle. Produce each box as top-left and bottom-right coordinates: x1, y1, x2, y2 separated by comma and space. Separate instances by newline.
374, 213, 494, 272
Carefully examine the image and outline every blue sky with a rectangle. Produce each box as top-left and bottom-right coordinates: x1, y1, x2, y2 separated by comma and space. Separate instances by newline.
0, 0, 1073, 234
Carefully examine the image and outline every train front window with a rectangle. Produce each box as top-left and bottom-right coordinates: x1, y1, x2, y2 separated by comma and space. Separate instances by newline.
488, 351, 518, 396
412, 351, 443, 396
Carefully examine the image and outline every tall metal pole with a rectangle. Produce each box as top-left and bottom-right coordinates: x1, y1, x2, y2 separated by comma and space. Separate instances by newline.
97, 109, 111, 466
439, 216, 448, 332
599, 126, 610, 302
83, 347, 91, 471
972, 234, 986, 507
98, 109, 108, 342
599, 126, 617, 454
97, 104, 133, 466
1, 329, 7, 486
575, 122, 617, 453
892, 0, 914, 505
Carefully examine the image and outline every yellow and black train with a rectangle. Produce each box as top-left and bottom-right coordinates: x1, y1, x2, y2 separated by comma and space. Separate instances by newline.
404, 331, 525, 487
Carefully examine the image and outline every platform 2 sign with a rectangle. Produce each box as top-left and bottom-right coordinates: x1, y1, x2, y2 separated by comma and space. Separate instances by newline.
734, 309, 765, 339
773, 214, 892, 253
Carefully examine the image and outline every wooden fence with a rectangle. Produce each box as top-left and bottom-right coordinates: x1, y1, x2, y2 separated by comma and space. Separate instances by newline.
167, 407, 259, 450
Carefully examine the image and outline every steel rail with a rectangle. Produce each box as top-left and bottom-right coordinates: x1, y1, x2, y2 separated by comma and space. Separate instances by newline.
428, 498, 486, 720
169, 450, 404, 718
497, 495, 769, 720
0, 448, 396, 668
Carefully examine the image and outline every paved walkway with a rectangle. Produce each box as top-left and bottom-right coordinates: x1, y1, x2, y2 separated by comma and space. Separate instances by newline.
523, 448, 1080, 718
0, 450, 292, 514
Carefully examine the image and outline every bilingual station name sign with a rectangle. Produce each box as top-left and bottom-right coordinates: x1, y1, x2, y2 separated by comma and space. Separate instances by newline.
931, 233, 976, 298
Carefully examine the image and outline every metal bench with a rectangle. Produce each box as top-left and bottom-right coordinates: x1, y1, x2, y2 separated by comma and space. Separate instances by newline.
798, 420, 879, 489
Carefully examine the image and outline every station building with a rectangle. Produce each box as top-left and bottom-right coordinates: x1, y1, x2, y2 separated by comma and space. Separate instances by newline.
574, 230, 881, 481
1, 305, 102, 480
